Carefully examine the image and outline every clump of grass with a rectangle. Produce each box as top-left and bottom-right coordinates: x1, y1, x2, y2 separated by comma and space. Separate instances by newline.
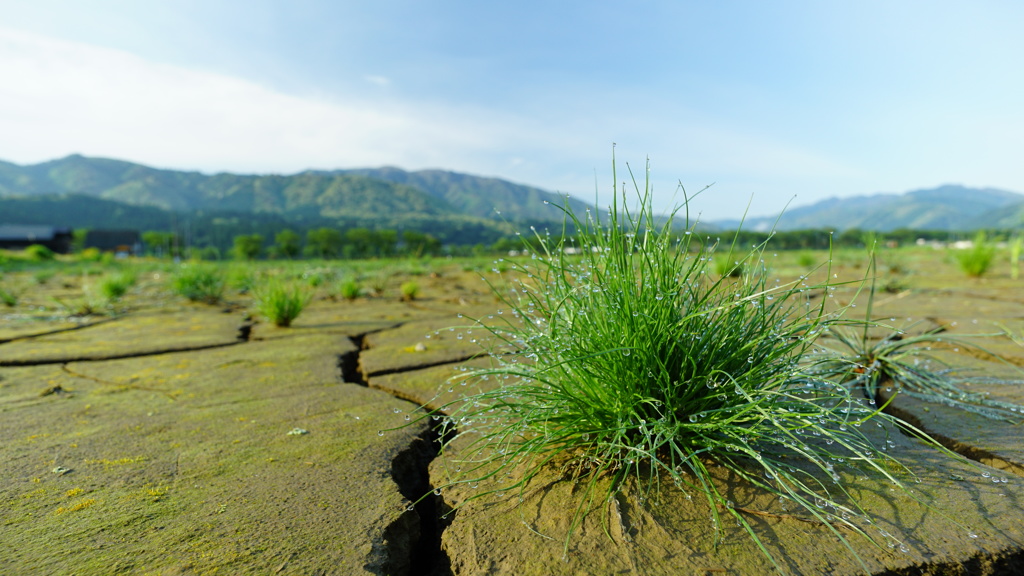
338, 279, 362, 301
302, 268, 334, 288
32, 270, 56, 285
52, 294, 106, 317
171, 265, 225, 304
78, 247, 103, 262
368, 274, 388, 297
713, 255, 743, 278
816, 260, 1024, 421
0, 284, 18, 307
424, 162, 942, 570
796, 251, 817, 268
399, 280, 420, 301
98, 271, 137, 302
253, 280, 312, 327
53, 281, 116, 317
25, 244, 55, 262
956, 231, 995, 277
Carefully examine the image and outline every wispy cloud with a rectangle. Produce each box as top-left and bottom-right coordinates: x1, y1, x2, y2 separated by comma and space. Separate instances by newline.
0, 25, 943, 219
0, 28, 516, 175
364, 75, 391, 87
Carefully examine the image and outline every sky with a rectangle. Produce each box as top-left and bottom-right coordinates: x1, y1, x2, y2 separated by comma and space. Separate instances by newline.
1, 0, 1022, 220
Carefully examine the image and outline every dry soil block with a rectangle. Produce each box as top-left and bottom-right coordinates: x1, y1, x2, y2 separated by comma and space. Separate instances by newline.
0, 309, 245, 365
431, 422, 1024, 575
0, 333, 426, 575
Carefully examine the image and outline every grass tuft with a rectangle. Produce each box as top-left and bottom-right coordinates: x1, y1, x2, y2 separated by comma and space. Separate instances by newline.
399, 280, 420, 301
97, 271, 137, 302
253, 280, 312, 327
171, 265, 226, 304
0, 282, 18, 307
815, 258, 1024, 421
422, 159, 958, 571
339, 279, 362, 301
956, 232, 995, 277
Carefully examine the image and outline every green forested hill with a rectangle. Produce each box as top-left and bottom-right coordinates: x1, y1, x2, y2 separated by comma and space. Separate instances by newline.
335, 166, 583, 221
0, 155, 572, 222
717, 185, 1024, 232
3, 156, 1022, 246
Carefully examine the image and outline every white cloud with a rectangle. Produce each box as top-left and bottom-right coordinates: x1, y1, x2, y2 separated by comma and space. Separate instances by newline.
0, 28, 513, 174
0, 27, 897, 220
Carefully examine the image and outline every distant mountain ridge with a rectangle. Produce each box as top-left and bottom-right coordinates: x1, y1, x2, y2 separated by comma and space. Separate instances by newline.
1, 155, 1022, 234
0, 154, 577, 223
716, 185, 1024, 232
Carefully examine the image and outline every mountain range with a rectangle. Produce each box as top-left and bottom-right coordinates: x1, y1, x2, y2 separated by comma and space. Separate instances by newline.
0, 154, 589, 222
718, 185, 1024, 232
1, 155, 1022, 239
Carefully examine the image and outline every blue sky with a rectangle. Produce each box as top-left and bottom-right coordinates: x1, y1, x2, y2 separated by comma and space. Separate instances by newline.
1, 1, 1022, 220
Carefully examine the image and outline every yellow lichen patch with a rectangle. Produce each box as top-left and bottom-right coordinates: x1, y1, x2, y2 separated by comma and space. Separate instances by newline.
65, 488, 84, 498
145, 486, 167, 501
54, 498, 96, 515
25, 433, 51, 442
128, 484, 168, 502
85, 456, 147, 469
22, 488, 47, 499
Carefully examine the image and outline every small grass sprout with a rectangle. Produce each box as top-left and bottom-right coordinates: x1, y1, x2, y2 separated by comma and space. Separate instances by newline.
171, 265, 226, 304
399, 280, 420, 301
0, 283, 19, 307
253, 280, 312, 327
956, 231, 995, 278
98, 271, 137, 302
339, 279, 362, 301
33, 270, 56, 285
52, 282, 116, 317
816, 260, 1024, 421
369, 274, 388, 297
424, 160, 943, 572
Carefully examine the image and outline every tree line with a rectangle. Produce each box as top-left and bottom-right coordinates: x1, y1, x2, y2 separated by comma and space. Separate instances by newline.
137, 223, 1013, 261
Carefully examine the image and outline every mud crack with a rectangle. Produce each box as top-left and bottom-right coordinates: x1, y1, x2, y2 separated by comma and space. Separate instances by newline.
341, 329, 453, 576
882, 398, 1024, 479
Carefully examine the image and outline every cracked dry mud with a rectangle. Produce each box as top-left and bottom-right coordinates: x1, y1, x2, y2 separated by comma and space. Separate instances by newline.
2, 260, 1024, 575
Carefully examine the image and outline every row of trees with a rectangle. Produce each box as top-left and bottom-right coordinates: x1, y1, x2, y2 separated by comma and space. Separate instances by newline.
142, 227, 444, 260
139, 224, 1015, 261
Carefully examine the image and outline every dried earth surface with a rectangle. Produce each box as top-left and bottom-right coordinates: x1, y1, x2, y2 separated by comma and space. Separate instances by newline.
1, 253, 1024, 575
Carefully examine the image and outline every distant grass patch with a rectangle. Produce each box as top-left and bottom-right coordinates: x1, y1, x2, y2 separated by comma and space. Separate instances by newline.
399, 280, 420, 301
97, 271, 137, 302
24, 244, 55, 262
957, 232, 995, 277
0, 282, 18, 307
171, 265, 226, 304
254, 280, 312, 327
338, 279, 362, 301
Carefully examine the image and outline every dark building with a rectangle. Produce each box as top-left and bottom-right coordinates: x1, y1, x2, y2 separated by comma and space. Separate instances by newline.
84, 229, 142, 256
0, 224, 74, 254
